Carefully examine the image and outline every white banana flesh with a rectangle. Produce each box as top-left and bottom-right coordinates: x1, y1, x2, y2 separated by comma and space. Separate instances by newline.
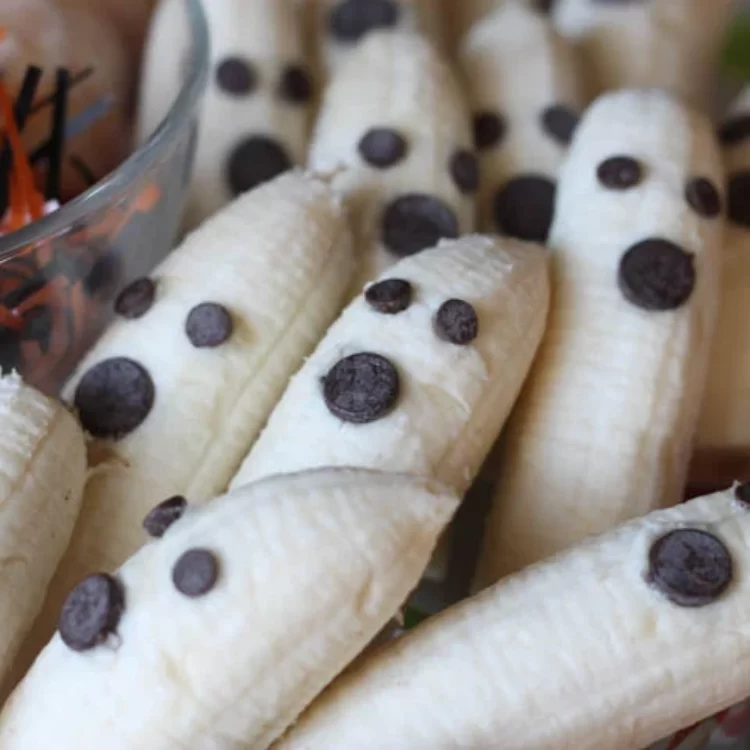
275, 486, 750, 750
459, 2, 587, 241
138, 0, 315, 230
231, 234, 550, 579
311, 0, 444, 76
551, 0, 737, 113
0, 375, 86, 685
12, 170, 353, 681
696, 87, 750, 459
308, 30, 476, 293
0, 469, 459, 750
474, 89, 724, 589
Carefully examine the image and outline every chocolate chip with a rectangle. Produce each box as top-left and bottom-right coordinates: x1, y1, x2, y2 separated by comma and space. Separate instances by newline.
172, 548, 220, 597
493, 175, 556, 242
728, 171, 750, 228
225, 136, 292, 196
279, 64, 313, 104
365, 278, 412, 314
434, 299, 478, 345
473, 111, 505, 151
185, 303, 233, 348
215, 57, 256, 95
358, 128, 408, 168
114, 278, 156, 319
58, 573, 125, 651
718, 113, 750, 145
540, 104, 579, 145
618, 238, 696, 311
143, 496, 187, 538
328, 0, 400, 42
323, 352, 399, 424
74, 358, 155, 439
450, 150, 480, 194
381, 194, 459, 257
648, 529, 732, 607
685, 177, 722, 218
597, 156, 643, 190
735, 483, 750, 507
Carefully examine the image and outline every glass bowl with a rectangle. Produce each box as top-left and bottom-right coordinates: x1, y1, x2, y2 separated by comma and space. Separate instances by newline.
0, 0, 209, 395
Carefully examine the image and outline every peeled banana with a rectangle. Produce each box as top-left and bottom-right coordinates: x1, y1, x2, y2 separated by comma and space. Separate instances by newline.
459, 2, 586, 241
11, 170, 353, 681
276, 485, 750, 750
139, 0, 315, 229
0, 469, 458, 750
308, 30, 476, 292
474, 88, 724, 589
0, 375, 86, 685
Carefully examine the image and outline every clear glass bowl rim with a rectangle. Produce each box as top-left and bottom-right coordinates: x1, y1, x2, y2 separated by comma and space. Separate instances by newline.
0, 0, 210, 259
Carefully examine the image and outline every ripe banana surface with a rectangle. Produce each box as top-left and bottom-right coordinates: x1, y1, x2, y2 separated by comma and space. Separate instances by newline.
275, 485, 750, 750
459, 2, 586, 241
0, 375, 86, 684
474, 88, 725, 589
0, 469, 459, 750
308, 30, 476, 294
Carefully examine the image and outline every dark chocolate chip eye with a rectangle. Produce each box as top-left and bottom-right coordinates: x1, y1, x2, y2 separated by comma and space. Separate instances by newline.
143, 496, 188, 538
450, 150, 480, 194
322, 352, 399, 424
185, 303, 233, 348
279, 64, 313, 104
648, 528, 733, 608
685, 177, 722, 218
173, 549, 220, 597
434, 299, 478, 345
597, 156, 643, 190
727, 171, 750, 228
114, 278, 156, 319
328, 0, 400, 43
718, 114, 750, 145
381, 194, 460, 257
472, 111, 506, 151
493, 175, 556, 242
58, 573, 125, 651
215, 56, 256, 95
618, 238, 695, 311
225, 135, 292, 196
540, 104, 579, 145
358, 128, 408, 168
74, 357, 155, 439
365, 278, 413, 314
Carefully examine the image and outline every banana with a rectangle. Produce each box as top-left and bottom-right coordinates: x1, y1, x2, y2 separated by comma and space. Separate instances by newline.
474, 89, 725, 589
459, 2, 586, 241
230, 234, 550, 580
138, 0, 316, 230
311, 0, 444, 76
0, 468, 459, 750
9, 170, 354, 684
551, 0, 737, 113
275, 485, 750, 750
308, 30, 477, 293
0, 374, 85, 684
693, 87, 750, 491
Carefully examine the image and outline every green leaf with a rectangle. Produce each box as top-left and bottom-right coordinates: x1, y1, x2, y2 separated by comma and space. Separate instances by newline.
721, 14, 750, 80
